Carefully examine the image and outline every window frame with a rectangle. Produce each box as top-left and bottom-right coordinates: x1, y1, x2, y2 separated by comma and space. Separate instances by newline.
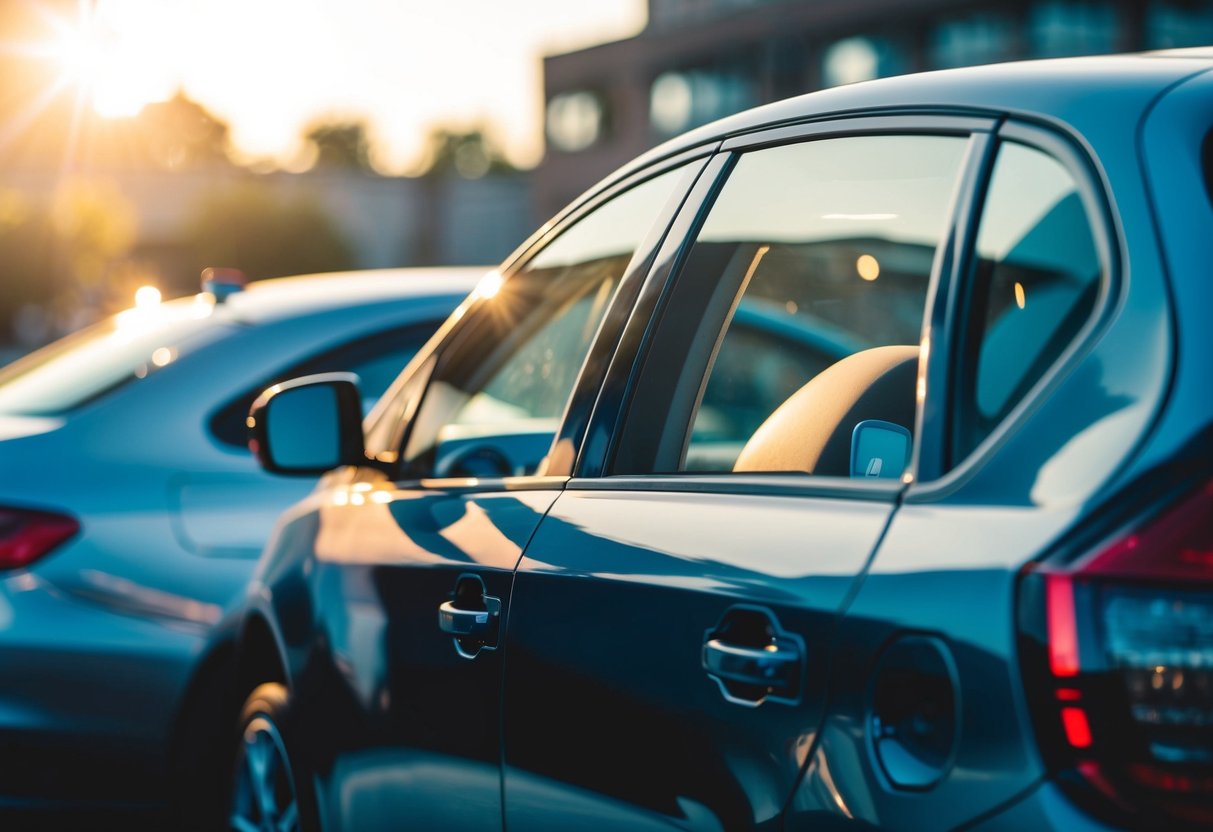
920, 118, 1122, 496
372, 147, 715, 486
578, 112, 999, 500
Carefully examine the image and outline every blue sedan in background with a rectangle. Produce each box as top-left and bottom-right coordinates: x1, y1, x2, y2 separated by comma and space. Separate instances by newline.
0, 266, 481, 822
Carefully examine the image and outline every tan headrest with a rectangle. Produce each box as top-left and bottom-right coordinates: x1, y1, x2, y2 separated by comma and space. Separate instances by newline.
732, 345, 919, 476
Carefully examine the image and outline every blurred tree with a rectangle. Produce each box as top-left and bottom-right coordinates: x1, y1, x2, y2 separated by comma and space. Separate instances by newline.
0, 191, 60, 343
0, 180, 143, 343
305, 120, 374, 172
417, 127, 516, 179
51, 180, 138, 289
137, 92, 233, 171
183, 183, 356, 280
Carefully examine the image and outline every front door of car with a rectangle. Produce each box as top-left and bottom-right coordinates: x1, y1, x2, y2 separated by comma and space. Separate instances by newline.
501, 121, 989, 830
307, 160, 706, 830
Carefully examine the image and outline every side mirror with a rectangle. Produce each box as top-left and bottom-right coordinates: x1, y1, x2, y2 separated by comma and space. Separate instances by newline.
850, 419, 911, 480
248, 373, 366, 475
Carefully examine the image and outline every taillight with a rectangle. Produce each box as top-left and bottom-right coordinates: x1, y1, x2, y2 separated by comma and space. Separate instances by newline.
1020, 480, 1213, 826
0, 507, 80, 569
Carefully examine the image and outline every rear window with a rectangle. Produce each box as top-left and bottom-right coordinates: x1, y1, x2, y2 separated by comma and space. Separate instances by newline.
0, 298, 226, 416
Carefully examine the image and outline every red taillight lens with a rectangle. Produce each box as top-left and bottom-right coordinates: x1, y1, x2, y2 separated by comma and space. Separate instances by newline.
0, 507, 80, 569
1021, 480, 1213, 825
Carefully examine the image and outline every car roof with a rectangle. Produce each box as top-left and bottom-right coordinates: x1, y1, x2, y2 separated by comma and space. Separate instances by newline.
216, 266, 488, 325
610, 50, 1213, 186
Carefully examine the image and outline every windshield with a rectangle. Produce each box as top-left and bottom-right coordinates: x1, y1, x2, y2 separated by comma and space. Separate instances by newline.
0, 297, 228, 417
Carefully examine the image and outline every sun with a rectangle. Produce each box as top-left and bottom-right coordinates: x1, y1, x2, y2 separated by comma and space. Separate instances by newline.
42, 0, 176, 119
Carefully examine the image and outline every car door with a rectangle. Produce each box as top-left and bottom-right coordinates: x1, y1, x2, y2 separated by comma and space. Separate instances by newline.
301, 158, 709, 830
501, 117, 991, 830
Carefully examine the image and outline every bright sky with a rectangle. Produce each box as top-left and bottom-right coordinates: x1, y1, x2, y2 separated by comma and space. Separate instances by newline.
48, 0, 646, 172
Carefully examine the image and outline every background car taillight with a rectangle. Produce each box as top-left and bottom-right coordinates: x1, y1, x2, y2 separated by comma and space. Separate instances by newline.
0, 507, 80, 569
1019, 479, 1213, 827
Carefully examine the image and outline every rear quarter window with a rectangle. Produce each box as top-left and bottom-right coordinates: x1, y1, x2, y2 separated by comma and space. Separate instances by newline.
952, 139, 1105, 464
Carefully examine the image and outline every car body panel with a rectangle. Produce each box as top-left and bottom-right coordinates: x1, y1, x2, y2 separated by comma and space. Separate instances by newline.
502, 484, 894, 831
244, 470, 562, 831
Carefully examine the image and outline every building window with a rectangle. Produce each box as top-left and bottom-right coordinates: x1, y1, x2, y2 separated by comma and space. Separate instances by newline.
1029, 1, 1118, 57
930, 13, 1016, 69
1147, 1, 1213, 49
822, 36, 907, 87
650, 68, 756, 136
546, 91, 607, 153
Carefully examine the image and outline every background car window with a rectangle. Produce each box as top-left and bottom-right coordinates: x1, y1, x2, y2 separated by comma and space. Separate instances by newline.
657, 134, 969, 474
397, 166, 686, 479
0, 299, 225, 417
952, 141, 1103, 463
209, 322, 436, 449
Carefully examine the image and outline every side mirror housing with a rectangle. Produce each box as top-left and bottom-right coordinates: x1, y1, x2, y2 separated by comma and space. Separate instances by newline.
248, 373, 366, 475
850, 419, 911, 480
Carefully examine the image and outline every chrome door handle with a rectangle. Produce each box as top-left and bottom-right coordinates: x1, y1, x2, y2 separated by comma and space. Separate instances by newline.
438, 600, 495, 638
703, 637, 801, 697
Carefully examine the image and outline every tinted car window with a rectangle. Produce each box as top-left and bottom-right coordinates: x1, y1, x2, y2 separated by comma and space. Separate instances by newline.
396, 166, 687, 479
209, 321, 438, 449
639, 134, 969, 475
952, 141, 1103, 462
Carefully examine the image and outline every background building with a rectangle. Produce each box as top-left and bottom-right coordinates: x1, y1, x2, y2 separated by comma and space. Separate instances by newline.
538, 0, 1213, 217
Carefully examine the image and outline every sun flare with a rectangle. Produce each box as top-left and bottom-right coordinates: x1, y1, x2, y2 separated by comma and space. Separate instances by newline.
42, 0, 176, 119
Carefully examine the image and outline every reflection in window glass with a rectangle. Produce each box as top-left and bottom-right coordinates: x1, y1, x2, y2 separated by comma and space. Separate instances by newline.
0, 298, 222, 417
680, 134, 969, 473
398, 166, 687, 479
955, 141, 1102, 462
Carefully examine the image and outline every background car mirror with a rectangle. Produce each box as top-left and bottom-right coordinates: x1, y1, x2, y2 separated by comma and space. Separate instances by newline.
850, 419, 911, 480
248, 373, 366, 475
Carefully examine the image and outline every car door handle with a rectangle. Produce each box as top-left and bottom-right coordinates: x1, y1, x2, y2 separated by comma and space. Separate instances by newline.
438, 600, 495, 638
703, 637, 801, 696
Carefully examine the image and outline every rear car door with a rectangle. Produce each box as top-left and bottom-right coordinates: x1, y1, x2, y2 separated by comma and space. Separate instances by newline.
296, 159, 707, 830
501, 117, 991, 830
785, 121, 1175, 828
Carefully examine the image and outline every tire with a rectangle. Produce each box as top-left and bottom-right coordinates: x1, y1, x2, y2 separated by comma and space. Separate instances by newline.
229, 683, 319, 832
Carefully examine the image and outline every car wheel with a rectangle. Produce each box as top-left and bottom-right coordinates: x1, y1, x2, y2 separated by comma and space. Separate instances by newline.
229, 683, 316, 832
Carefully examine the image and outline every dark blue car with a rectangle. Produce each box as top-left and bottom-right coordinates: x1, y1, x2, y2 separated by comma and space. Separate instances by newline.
233, 50, 1213, 830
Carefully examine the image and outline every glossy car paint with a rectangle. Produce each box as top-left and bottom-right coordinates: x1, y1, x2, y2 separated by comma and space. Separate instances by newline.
257, 468, 563, 830
236, 52, 1213, 831
0, 268, 481, 812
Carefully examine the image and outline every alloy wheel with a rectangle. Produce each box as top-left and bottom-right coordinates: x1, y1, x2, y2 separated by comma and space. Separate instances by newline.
230, 714, 301, 832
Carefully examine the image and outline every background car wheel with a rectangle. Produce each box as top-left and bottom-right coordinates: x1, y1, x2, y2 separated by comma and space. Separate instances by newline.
230, 683, 317, 832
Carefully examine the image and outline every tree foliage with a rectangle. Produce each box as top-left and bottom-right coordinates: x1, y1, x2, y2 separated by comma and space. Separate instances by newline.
183, 183, 356, 281
305, 120, 374, 172
417, 127, 516, 178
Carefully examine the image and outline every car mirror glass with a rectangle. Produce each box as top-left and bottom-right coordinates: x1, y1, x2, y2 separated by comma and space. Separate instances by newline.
267, 385, 341, 470
850, 419, 911, 480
